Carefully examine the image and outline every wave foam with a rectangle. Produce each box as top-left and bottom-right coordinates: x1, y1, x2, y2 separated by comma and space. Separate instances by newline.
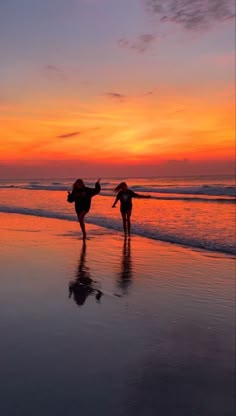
0, 183, 235, 197
0, 206, 235, 255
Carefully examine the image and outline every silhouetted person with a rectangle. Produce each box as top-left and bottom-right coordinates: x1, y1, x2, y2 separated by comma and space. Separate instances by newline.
67, 178, 101, 240
117, 237, 133, 295
69, 242, 102, 307
112, 181, 151, 236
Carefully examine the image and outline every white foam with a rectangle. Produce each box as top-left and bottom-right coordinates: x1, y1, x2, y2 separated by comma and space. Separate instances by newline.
0, 205, 235, 255
0, 183, 235, 197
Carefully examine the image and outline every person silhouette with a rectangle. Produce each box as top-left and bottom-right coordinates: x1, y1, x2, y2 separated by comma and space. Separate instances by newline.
112, 181, 151, 236
67, 178, 101, 240
69, 242, 102, 307
117, 237, 133, 295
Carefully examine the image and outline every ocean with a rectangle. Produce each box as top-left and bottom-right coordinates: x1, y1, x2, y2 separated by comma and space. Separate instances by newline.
0, 175, 235, 416
0, 174, 235, 255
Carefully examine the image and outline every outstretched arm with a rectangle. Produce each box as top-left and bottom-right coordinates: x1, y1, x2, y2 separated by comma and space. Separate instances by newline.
131, 191, 151, 199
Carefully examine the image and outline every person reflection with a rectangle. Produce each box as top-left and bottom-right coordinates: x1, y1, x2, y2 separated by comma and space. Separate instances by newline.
117, 237, 133, 295
69, 242, 102, 307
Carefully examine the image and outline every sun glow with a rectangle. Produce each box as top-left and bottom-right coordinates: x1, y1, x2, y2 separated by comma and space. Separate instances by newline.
0, 83, 235, 170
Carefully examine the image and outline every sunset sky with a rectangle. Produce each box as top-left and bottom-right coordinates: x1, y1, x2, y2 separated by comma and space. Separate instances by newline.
0, 0, 235, 178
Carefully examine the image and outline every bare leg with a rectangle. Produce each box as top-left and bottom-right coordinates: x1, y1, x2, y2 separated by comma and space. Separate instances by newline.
121, 213, 127, 235
77, 211, 87, 240
127, 210, 132, 236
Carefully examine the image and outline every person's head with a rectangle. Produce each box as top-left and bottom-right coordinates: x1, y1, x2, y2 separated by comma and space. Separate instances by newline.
114, 182, 128, 193
73, 179, 85, 191
69, 282, 89, 306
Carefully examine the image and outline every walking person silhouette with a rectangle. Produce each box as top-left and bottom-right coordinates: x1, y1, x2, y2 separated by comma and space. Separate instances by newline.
112, 182, 151, 236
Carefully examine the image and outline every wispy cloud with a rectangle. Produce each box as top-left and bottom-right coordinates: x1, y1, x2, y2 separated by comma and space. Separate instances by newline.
16, 131, 81, 155
43, 65, 67, 81
118, 34, 157, 53
104, 90, 158, 102
145, 0, 235, 30
105, 92, 126, 102
57, 131, 80, 139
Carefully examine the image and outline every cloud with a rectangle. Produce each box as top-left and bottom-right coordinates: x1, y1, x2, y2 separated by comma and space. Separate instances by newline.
57, 131, 80, 139
43, 65, 67, 81
105, 92, 126, 102
118, 33, 157, 53
145, 0, 235, 30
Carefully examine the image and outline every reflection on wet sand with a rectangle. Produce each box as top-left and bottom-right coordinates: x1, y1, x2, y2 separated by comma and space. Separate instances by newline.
117, 237, 133, 295
69, 242, 102, 307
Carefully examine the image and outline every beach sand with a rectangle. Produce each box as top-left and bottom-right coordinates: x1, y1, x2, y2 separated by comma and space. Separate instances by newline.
0, 213, 235, 416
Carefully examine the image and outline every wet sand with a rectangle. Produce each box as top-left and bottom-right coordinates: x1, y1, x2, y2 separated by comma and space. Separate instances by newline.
0, 213, 235, 416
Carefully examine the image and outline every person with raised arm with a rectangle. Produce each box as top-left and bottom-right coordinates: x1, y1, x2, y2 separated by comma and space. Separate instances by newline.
67, 178, 101, 240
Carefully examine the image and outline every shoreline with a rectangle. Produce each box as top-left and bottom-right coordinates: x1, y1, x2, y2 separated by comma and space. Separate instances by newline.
0, 211, 235, 258
0, 212, 235, 416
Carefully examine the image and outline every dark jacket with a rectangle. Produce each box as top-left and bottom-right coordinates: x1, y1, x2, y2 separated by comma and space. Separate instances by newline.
67, 181, 101, 214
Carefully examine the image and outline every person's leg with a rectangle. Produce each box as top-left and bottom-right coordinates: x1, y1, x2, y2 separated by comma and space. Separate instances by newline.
121, 212, 127, 235
77, 211, 88, 239
127, 210, 132, 236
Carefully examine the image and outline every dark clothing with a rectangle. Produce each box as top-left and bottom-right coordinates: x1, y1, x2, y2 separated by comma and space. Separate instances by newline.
116, 190, 142, 213
67, 181, 101, 215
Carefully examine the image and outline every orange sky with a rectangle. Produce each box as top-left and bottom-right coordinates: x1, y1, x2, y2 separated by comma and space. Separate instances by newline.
0, 0, 235, 177
0, 87, 234, 164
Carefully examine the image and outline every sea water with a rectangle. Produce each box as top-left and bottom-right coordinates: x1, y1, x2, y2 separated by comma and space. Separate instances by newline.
0, 174, 235, 255
0, 177, 235, 416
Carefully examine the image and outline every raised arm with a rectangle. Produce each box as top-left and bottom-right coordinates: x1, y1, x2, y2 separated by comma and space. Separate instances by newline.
89, 178, 101, 197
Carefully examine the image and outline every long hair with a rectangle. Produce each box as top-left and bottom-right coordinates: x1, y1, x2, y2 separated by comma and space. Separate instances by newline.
72, 178, 85, 192
114, 182, 127, 193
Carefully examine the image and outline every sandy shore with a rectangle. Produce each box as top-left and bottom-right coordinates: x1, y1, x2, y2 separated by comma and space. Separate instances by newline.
0, 213, 235, 416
